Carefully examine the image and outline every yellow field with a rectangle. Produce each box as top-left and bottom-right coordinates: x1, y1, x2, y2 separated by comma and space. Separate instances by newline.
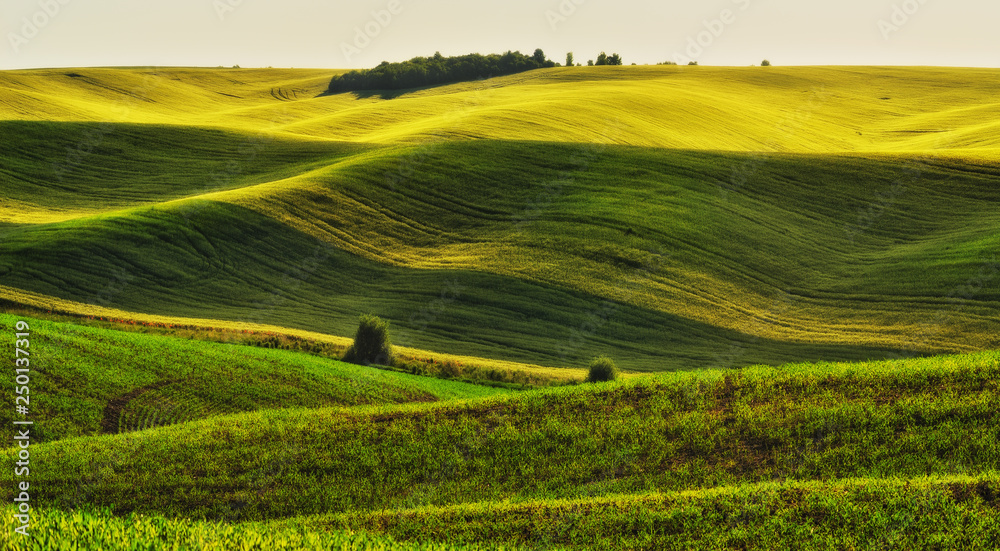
2, 66, 999, 154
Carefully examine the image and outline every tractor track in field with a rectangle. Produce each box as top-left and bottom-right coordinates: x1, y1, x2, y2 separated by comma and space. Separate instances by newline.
100, 379, 182, 435
270, 87, 298, 101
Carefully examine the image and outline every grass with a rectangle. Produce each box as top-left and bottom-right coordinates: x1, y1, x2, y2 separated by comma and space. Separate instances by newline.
4, 350, 998, 525
318, 476, 1000, 550
0, 506, 507, 551
0, 291, 586, 384
7, 477, 996, 549
2, 139, 998, 369
0, 120, 372, 224
0, 314, 509, 444
3, 64, 1000, 547
2, 67, 999, 371
4, 66, 1000, 154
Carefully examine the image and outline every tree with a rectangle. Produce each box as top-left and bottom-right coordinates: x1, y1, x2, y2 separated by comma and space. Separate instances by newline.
595, 51, 608, 66
587, 59, 594, 66
761, 59, 771, 66
608, 53, 623, 66
566, 51, 574, 67
688, 61, 698, 66
342, 314, 394, 366
533, 48, 547, 65
327, 50, 557, 94
587, 356, 619, 383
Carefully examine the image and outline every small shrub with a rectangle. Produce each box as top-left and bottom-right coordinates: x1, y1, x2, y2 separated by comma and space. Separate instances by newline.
761, 59, 771, 67
587, 355, 619, 383
342, 314, 394, 366
439, 360, 463, 379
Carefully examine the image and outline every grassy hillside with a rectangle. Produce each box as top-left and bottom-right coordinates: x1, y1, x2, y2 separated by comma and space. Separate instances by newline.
2, 66, 999, 372
0, 314, 508, 444
4, 350, 997, 521
0, 506, 504, 551
0, 192, 919, 371
11, 477, 994, 551
3, 350, 998, 547
0, 120, 371, 224
3, 66, 1000, 154
321, 476, 1000, 550
2, 65, 998, 547
1, 138, 997, 370
9, 476, 992, 550
0, 289, 586, 383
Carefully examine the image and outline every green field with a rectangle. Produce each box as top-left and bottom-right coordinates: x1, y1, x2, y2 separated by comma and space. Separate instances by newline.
2, 65, 999, 547
2, 66, 999, 371
0, 314, 509, 444
3, 333, 1000, 548
0, 505, 504, 551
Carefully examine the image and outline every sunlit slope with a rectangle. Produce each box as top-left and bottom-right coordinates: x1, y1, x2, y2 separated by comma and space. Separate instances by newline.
0, 314, 508, 444
2, 135, 998, 366
13, 482, 994, 551
0, 67, 336, 127
215, 141, 1000, 355
4, 351, 998, 521
2, 66, 1000, 154
2, 67, 998, 368
0, 120, 372, 223
0, 506, 498, 551
0, 200, 900, 371
314, 476, 1000, 550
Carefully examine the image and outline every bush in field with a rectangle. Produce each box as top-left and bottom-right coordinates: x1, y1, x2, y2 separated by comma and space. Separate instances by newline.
439, 359, 463, 379
761, 59, 772, 67
587, 355, 619, 383
342, 314, 394, 366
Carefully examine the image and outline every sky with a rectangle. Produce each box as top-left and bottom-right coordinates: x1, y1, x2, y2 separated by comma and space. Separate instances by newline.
1, 0, 998, 70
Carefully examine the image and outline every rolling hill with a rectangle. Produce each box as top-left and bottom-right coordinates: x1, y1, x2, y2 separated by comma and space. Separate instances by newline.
4, 349, 999, 547
2, 64, 999, 548
0, 313, 509, 444
3, 66, 1000, 153
1, 66, 999, 371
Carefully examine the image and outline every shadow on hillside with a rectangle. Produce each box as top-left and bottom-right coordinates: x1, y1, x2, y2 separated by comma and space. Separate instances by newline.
317, 80, 488, 100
